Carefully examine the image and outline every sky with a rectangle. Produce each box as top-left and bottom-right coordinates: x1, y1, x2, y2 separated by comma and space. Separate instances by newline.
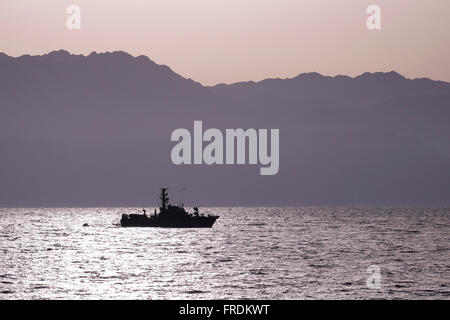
1, 0, 449, 85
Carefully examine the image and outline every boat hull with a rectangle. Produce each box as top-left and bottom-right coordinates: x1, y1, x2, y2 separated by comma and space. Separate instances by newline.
120, 214, 219, 228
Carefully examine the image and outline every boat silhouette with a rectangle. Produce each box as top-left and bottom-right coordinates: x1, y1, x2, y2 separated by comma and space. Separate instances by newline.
120, 188, 219, 228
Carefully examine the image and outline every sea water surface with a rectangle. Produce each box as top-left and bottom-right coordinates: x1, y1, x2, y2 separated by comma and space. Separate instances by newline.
0, 207, 449, 299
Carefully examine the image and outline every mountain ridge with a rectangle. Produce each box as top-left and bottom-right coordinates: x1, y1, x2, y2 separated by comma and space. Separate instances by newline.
1, 50, 449, 87
0, 50, 449, 206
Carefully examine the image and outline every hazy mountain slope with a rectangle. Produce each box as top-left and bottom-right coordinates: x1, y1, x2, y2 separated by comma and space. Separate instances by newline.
0, 51, 449, 206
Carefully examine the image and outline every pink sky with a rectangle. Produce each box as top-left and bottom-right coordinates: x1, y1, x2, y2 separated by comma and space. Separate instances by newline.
1, 0, 449, 85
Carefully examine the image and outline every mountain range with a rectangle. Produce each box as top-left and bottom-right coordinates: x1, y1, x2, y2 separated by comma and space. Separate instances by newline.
1, 50, 449, 206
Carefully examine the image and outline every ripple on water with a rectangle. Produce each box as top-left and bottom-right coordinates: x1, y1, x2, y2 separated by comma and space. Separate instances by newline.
0, 290, 14, 294
0, 207, 448, 299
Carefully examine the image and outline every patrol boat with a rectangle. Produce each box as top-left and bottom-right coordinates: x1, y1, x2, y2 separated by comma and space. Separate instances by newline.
120, 188, 219, 228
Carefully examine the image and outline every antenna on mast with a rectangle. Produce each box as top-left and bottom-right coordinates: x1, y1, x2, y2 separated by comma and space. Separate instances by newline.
160, 188, 169, 210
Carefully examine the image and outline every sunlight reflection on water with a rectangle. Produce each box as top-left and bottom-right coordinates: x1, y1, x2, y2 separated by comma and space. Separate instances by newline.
0, 207, 449, 299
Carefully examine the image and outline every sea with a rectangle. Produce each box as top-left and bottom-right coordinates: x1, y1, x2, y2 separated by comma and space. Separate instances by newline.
0, 207, 449, 299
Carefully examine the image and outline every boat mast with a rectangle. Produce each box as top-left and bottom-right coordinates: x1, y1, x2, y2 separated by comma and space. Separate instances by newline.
160, 188, 169, 210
